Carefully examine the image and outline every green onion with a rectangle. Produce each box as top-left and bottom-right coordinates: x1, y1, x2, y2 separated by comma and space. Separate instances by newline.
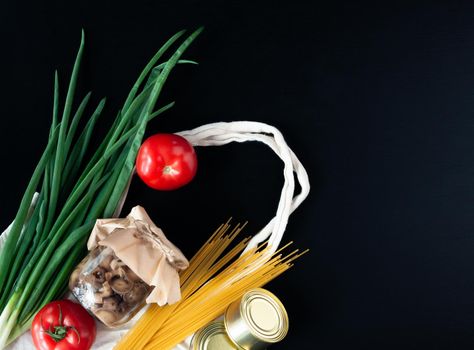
0, 27, 202, 347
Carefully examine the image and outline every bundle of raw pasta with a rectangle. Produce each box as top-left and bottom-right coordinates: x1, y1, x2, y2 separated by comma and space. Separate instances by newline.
114, 221, 307, 350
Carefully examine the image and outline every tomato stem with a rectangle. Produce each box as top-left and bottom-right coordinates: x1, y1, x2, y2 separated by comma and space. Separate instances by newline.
42, 304, 81, 343
162, 165, 179, 175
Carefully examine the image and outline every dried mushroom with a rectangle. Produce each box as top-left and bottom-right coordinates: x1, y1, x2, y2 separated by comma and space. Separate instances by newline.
108, 266, 127, 281
123, 283, 148, 304
99, 254, 114, 270
110, 258, 126, 271
100, 281, 113, 297
94, 292, 104, 304
110, 277, 133, 294
105, 271, 114, 281
123, 266, 141, 282
84, 266, 106, 288
94, 281, 113, 304
92, 267, 106, 282
95, 309, 117, 325
102, 296, 121, 311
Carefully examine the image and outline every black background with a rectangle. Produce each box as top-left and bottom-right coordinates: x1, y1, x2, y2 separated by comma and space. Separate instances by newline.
0, 1, 473, 349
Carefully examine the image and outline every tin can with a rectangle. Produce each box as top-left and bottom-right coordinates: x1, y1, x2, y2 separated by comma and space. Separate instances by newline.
191, 321, 239, 350
224, 288, 289, 350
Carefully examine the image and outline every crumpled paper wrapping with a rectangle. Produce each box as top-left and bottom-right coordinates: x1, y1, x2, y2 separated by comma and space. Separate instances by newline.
87, 205, 189, 306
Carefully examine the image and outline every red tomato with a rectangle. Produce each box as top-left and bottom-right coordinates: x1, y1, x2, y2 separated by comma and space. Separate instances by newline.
136, 133, 198, 190
32, 300, 96, 350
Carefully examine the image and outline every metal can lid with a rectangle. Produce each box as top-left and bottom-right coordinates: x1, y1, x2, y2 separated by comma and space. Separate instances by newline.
240, 288, 289, 343
191, 321, 239, 350
224, 288, 289, 349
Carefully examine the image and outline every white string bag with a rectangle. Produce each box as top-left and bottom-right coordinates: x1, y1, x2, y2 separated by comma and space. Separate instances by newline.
177, 121, 310, 255
3, 121, 310, 350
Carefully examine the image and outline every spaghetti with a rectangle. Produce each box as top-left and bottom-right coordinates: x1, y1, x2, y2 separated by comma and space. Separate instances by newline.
114, 221, 307, 350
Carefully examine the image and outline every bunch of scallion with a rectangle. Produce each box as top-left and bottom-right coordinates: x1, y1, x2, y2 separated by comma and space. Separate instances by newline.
0, 27, 202, 348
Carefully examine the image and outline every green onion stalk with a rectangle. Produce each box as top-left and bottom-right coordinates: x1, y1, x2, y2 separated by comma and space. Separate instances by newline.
0, 27, 202, 348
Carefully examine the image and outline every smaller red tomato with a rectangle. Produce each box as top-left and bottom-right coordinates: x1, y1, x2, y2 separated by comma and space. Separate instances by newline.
136, 133, 198, 190
32, 300, 96, 350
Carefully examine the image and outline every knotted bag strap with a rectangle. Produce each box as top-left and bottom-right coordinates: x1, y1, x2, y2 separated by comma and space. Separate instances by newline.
176, 121, 310, 255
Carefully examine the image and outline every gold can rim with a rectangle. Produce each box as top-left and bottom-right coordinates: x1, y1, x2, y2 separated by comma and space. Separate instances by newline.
224, 288, 289, 349
241, 288, 289, 342
191, 321, 239, 350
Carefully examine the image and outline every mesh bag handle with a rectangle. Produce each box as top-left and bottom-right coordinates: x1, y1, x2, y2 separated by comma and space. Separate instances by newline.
177, 121, 310, 255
